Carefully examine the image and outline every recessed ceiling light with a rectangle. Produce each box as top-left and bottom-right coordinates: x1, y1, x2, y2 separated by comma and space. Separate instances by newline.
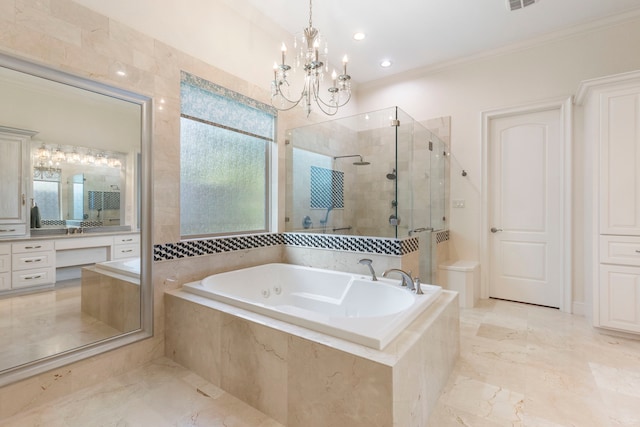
380, 60, 392, 68
353, 32, 366, 41
116, 70, 126, 76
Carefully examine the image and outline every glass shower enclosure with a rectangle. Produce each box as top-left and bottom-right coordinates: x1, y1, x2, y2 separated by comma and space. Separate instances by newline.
285, 106, 446, 239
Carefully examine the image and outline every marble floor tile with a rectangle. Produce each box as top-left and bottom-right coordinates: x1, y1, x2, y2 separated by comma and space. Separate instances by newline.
429, 298, 640, 427
0, 280, 123, 372
4, 297, 639, 427
1, 358, 283, 427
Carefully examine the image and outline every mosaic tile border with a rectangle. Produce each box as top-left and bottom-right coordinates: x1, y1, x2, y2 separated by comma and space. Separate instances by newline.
41, 219, 65, 226
436, 230, 450, 244
154, 233, 283, 261
284, 233, 410, 256
153, 233, 426, 261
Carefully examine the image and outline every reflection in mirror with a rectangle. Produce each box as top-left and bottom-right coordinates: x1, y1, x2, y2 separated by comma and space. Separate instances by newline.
0, 54, 151, 386
32, 143, 127, 226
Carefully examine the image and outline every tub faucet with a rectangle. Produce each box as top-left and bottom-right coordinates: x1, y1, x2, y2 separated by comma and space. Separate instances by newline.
382, 268, 423, 294
358, 258, 377, 281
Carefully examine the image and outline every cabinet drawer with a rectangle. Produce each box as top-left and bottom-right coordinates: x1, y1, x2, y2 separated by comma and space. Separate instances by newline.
598, 264, 640, 333
0, 272, 9, 291
0, 224, 26, 238
0, 254, 10, 273
12, 251, 54, 271
600, 235, 640, 266
113, 244, 140, 259
113, 234, 140, 245
12, 267, 55, 288
12, 240, 54, 253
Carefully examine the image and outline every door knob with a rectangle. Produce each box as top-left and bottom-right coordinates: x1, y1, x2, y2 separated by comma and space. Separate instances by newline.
490, 227, 503, 233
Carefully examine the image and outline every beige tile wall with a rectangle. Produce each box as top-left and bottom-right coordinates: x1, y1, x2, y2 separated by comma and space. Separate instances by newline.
0, 0, 297, 418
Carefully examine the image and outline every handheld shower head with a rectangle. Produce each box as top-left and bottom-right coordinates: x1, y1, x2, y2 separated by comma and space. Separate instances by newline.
386, 169, 397, 180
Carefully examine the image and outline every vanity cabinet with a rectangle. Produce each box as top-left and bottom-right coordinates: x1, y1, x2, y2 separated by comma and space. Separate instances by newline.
0, 244, 10, 291
599, 236, 640, 332
0, 127, 34, 238
113, 234, 140, 259
577, 70, 640, 334
10, 241, 55, 290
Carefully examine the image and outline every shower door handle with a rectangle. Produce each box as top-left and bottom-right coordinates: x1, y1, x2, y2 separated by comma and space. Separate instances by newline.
490, 227, 503, 233
408, 227, 433, 236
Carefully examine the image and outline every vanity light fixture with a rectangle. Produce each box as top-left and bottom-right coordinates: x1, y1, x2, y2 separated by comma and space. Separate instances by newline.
36, 143, 51, 161
84, 151, 96, 165
96, 152, 108, 166
32, 143, 124, 169
271, 0, 351, 116
67, 149, 81, 164
52, 146, 66, 164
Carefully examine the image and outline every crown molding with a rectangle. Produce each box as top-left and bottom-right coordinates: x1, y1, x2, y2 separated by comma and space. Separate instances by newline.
360, 7, 640, 91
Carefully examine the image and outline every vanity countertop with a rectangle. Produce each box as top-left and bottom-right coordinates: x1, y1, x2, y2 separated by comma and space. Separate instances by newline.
0, 229, 139, 243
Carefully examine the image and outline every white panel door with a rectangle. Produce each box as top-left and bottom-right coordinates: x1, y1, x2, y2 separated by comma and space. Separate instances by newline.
489, 109, 562, 307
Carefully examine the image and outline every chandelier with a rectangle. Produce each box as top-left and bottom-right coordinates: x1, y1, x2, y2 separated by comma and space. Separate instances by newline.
271, 0, 351, 116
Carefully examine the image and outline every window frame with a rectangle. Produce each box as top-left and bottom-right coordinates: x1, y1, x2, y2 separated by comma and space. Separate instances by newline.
179, 72, 276, 239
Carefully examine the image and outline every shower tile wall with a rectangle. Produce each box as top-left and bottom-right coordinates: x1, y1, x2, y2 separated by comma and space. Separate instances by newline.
288, 121, 359, 234
355, 126, 398, 237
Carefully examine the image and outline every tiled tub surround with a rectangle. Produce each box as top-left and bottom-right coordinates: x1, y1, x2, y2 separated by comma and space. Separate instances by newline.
165, 287, 459, 426
80, 265, 140, 333
153, 233, 422, 260
153, 231, 448, 283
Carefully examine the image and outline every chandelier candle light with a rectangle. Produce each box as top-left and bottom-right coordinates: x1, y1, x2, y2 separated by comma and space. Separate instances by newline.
271, 0, 351, 116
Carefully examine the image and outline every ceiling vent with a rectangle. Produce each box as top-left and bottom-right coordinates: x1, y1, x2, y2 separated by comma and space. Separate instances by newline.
507, 0, 537, 11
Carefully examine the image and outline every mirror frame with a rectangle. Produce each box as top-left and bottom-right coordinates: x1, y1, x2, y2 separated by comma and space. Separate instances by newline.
0, 52, 153, 387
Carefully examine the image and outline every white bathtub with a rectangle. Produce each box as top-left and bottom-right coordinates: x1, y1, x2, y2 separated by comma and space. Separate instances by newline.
183, 263, 442, 350
94, 257, 140, 280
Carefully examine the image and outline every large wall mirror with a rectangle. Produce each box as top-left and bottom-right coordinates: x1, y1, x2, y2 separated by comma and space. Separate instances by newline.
0, 53, 152, 386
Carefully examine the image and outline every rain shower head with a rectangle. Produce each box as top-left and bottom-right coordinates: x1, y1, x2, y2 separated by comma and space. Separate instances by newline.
386, 169, 397, 180
334, 154, 370, 166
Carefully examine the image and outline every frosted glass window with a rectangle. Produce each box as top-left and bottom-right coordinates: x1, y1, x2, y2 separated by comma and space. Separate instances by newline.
180, 73, 275, 237
33, 180, 60, 219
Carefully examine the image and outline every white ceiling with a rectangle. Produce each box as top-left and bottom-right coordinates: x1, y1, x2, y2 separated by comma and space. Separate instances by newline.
247, 0, 640, 84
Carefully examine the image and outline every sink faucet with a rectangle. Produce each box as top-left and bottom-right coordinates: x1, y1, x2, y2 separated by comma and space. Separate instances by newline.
358, 258, 377, 281
382, 268, 423, 294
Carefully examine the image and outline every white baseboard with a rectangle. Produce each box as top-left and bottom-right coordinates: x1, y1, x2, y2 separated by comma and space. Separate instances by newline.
572, 301, 585, 316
